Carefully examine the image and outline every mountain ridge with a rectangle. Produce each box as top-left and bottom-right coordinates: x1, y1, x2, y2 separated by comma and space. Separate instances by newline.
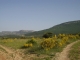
25, 20, 80, 37
0, 30, 34, 36
0, 20, 80, 37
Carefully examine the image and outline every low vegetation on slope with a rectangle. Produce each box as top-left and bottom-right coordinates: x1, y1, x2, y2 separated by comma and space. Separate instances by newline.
25, 20, 80, 37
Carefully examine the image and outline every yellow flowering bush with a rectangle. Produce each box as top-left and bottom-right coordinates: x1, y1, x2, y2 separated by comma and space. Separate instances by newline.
28, 43, 33, 47
59, 37, 68, 47
68, 35, 74, 39
23, 37, 36, 48
24, 44, 28, 47
24, 43, 33, 48
41, 38, 56, 50
27, 37, 37, 45
75, 35, 80, 39
58, 34, 66, 38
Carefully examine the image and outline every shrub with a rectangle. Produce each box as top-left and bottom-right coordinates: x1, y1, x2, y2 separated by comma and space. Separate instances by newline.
59, 37, 68, 47
28, 43, 33, 47
58, 34, 66, 39
23, 43, 33, 48
41, 38, 56, 50
26, 38, 37, 45
42, 32, 53, 38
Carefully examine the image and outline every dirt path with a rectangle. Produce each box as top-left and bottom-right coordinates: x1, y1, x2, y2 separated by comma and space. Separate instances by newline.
54, 40, 80, 60
0, 54, 6, 60
0, 45, 22, 60
0, 45, 38, 60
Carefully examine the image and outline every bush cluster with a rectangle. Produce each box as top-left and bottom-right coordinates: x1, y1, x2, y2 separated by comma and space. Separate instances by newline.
41, 38, 56, 50
24, 43, 33, 48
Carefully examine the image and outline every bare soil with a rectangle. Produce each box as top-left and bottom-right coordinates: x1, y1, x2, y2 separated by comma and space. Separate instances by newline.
0, 45, 22, 60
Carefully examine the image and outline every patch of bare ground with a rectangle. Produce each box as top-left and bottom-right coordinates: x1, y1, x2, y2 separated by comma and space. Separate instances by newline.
0, 45, 38, 60
0, 54, 6, 60
0, 45, 22, 60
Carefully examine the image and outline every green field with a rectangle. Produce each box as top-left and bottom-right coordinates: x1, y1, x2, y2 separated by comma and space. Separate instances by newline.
0, 34, 80, 60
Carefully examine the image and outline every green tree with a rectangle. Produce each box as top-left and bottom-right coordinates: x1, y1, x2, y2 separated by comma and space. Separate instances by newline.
42, 32, 53, 38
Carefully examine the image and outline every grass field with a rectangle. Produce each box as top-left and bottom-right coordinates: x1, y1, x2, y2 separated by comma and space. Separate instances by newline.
0, 34, 80, 60
0, 39, 29, 49
69, 41, 80, 60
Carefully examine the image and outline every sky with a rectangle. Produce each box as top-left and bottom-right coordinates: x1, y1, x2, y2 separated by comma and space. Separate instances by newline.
0, 0, 80, 32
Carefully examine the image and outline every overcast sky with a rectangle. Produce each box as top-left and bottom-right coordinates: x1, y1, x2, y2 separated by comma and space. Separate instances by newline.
0, 0, 80, 32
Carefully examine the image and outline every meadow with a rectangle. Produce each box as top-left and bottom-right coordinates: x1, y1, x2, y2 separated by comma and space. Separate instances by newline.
0, 34, 80, 60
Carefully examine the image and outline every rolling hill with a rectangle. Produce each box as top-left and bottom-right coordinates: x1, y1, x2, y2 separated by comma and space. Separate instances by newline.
25, 20, 80, 37
0, 30, 34, 36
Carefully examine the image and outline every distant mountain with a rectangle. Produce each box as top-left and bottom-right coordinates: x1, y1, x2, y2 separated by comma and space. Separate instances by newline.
25, 20, 80, 37
0, 30, 34, 36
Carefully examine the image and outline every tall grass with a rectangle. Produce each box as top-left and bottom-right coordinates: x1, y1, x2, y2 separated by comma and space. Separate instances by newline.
0, 39, 28, 49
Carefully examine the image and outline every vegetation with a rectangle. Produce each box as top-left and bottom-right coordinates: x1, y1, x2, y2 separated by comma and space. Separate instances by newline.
25, 20, 80, 37
42, 32, 53, 38
69, 41, 80, 60
0, 20, 80, 60
0, 34, 79, 51
41, 38, 56, 50
0, 33, 80, 60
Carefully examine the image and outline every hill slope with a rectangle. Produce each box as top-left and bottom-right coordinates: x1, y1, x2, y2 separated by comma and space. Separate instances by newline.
25, 20, 80, 37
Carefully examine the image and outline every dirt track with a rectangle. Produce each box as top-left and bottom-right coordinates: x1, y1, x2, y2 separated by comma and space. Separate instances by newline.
54, 40, 80, 60
0, 54, 6, 60
0, 45, 22, 60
